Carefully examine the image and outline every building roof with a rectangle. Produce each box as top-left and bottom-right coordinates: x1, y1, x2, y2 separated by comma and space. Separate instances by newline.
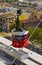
0, 3, 15, 19
22, 9, 42, 23
0, 11, 15, 18
22, 18, 40, 23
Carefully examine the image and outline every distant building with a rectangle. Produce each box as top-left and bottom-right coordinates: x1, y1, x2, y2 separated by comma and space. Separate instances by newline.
19, 0, 42, 2
22, 12, 42, 28
36, 4, 42, 10
22, 18, 41, 28
0, 3, 15, 32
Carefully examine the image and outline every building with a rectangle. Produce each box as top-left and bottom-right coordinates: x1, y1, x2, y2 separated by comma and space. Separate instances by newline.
22, 18, 42, 29
36, 4, 42, 10
0, 0, 3, 3
21, 10, 42, 28
0, 3, 15, 32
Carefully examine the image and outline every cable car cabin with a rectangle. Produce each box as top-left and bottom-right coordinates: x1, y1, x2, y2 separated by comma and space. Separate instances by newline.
12, 30, 28, 48
12, 9, 28, 48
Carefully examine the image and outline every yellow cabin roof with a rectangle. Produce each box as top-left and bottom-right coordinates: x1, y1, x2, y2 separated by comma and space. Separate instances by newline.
19, 13, 32, 21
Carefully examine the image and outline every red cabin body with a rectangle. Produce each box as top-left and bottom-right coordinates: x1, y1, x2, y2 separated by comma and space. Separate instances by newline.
12, 30, 28, 48
12, 63, 16, 65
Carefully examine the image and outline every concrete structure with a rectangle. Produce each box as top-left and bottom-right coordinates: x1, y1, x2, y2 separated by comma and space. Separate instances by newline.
0, 36, 42, 65
0, 51, 12, 65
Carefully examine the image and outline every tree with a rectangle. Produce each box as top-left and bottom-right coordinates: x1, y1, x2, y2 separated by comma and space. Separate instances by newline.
8, 0, 14, 3
32, 3, 38, 8
3, 0, 14, 3
28, 27, 33, 37
3, 0, 7, 2
38, 28, 42, 48
32, 29, 39, 40
15, 0, 19, 1
10, 22, 15, 31
28, 2, 32, 8
28, 27, 42, 48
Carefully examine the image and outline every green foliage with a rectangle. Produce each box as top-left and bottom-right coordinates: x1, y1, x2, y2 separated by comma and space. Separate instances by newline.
28, 2, 32, 5
28, 2, 38, 8
3, 0, 6, 2
15, 0, 19, 1
37, 28, 42, 44
28, 2, 32, 7
19, 20, 23, 27
32, 3, 38, 8
32, 29, 39, 39
28, 27, 42, 45
3, 0, 14, 3
28, 27, 33, 37
28, 3, 31, 6
10, 23, 15, 31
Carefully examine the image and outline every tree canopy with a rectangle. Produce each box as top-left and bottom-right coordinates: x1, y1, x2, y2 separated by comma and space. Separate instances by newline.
28, 27, 42, 46
3, 0, 14, 3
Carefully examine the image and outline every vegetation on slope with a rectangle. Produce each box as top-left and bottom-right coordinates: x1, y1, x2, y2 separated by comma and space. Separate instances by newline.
28, 27, 42, 48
